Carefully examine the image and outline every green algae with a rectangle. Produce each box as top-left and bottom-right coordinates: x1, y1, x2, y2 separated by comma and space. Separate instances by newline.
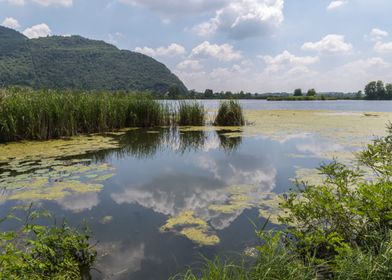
258, 193, 286, 225
160, 211, 219, 246
8, 181, 103, 201
244, 110, 392, 161
94, 173, 116, 182
180, 228, 220, 246
160, 211, 208, 231
208, 185, 255, 214
292, 167, 325, 186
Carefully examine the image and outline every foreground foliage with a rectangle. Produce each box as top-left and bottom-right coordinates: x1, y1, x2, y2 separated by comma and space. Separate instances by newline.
0, 206, 96, 279
174, 125, 392, 279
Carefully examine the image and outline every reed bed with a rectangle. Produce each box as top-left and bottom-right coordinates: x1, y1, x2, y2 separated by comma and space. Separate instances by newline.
177, 101, 206, 126
214, 100, 245, 126
0, 89, 245, 143
0, 88, 171, 142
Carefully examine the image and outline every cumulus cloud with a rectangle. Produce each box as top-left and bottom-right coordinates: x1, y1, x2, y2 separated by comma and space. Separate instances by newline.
134, 43, 186, 57
1, 17, 20, 29
374, 41, 392, 52
327, 0, 347, 11
302, 34, 353, 54
119, 0, 228, 16
23, 23, 52, 38
369, 28, 388, 42
176, 60, 203, 71
32, 0, 72, 6
193, 0, 284, 39
259, 50, 319, 73
5, 0, 25, 5
191, 41, 242, 62
5, 0, 72, 5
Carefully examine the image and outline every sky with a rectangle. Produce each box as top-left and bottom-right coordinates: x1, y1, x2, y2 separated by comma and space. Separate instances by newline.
1, 0, 392, 93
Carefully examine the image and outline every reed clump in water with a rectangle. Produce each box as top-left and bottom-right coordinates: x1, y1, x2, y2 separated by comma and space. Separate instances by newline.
177, 101, 206, 126
0, 88, 171, 142
214, 100, 245, 126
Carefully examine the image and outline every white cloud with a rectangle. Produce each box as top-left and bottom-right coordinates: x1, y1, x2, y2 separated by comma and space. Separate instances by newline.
327, 0, 347, 11
32, 0, 72, 6
4, 0, 72, 6
119, 0, 227, 16
191, 41, 242, 62
259, 50, 319, 73
193, 0, 284, 39
369, 28, 388, 41
1, 17, 20, 29
176, 60, 203, 71
23, 23, 52, 39
5, 0, 25, 5
302, 34, 353, 54
134, 43, 186, 57
374, 41, 392, 52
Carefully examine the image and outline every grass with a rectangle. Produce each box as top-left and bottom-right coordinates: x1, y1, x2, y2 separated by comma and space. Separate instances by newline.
0, 88, 172, 142
177, 101, 206, 126
214, 100, 245, 126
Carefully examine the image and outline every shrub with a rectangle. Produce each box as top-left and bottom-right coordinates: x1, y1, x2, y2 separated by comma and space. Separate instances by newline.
0, 206, 96, 279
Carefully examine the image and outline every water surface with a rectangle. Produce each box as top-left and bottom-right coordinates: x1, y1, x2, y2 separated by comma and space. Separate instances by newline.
0, 127, 337, 279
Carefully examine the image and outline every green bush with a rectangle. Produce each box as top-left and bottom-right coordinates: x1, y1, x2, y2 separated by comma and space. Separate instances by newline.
0, 206, 96, 279
214, 100, 245, 126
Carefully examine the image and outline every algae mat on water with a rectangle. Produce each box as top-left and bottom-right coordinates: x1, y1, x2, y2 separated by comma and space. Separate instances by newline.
0, 134, 122, 205
243, 110, 392, 152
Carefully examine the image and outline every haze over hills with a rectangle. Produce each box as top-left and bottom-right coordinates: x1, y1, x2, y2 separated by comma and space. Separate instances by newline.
0, 26, 187, 94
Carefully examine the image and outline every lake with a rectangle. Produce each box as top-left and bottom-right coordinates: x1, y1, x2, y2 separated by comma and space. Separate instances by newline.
189, 99, 392, 112
1, 101, 392, 279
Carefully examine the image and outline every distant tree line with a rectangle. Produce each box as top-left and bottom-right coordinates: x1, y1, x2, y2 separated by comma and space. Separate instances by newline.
162, 85, 370, 100
364, 81, 392, 100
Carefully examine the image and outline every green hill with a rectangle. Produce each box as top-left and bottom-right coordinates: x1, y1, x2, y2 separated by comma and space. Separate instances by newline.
0, 26, 187, 94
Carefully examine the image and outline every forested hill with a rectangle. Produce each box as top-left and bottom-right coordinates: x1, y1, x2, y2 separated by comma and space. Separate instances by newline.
0, 26, 187, 94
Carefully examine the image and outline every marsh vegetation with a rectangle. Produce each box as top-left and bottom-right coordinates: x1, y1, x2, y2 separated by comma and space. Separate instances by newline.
0, 88, 245, 143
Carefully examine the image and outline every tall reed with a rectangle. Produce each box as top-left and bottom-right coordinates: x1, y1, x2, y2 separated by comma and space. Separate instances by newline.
177, 101, 206, 126
0, 88, 171, 142
214, 100, 245, 126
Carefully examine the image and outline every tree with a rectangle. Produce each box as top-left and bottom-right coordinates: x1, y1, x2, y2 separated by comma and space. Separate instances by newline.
204, 89, 214, 98
386, 83, 392, 100
306, 88, 317, 97
376, 80, 386, 99
168, 85, 180, 99
355, 90, 363, 99
294, 88, 302, 96
188, 89, 197, 99
365, 81, 378, 99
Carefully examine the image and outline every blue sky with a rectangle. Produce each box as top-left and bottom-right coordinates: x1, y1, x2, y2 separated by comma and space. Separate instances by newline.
1, 0, 392, 93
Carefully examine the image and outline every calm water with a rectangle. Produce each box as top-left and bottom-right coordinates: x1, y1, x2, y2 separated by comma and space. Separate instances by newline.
0, 128, 334, 279
188, 99, 392, 112
1, 100, 389, 279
